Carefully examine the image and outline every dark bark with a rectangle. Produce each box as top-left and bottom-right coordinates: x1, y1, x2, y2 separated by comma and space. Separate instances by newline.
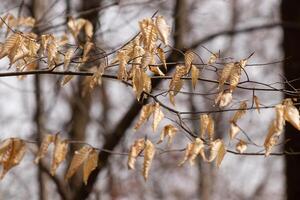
281, 1, 300, 200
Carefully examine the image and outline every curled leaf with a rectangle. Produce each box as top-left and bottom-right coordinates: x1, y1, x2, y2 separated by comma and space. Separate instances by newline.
215, 90, 232, 108
236, 140, 247, 154
65, 145, 93, 180
134, 103, 155, 130
83, 149, 99, 185
191, 65, 199, 90
51, 137, 68, 176
179, 138, 205, 166
229, 122, 240, 140
155, 16, 170, 45
253, 95, 260, 113
207, 139, 226, 168
35, 134, 55, 164
283, 99, 300, 130
157, 124, 178, 146
231, 101, 247, 123
143, 140, 155, 181
152, 103, 164, 132
128, 139, 145, 170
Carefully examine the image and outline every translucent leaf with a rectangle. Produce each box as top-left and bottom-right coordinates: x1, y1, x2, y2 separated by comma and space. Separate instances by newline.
179, 138, 205, 166
149, 66, 165, 76
61, 75, 74, 86
157, 124, 177, 146
191, 65, 199, 90
82, 41, 94, 63
143, 140, 155, 181
207, 115, 215, 141
152, 103, 164, 132
215, 90, 232, 108
117, 50, 128, 80
35, 134, 55, 164
236, 140, 247, 154
169, 65, 186, 96
264, 120, 282, 156
134, 103, 155, 130
83, 149, 98, 185
65, 145, 93, 180
128, 139, 145, 170
51, 137, 68, 176
155, 16, 170, 45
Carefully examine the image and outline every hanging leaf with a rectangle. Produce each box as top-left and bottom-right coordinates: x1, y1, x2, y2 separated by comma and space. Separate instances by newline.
215, 90, 232, 108
83, 149, 99, 185
61, 75, 74, 86
152, 103, 164, 132
207, 115, 215, 141
253, 95, 260, 113
157, 47, 167, 70
231, 101, 247, 123
184, 50, 194, 73
143, 140, 155, 181
65, 145, 93, 180
51, 137, 68, 176
35, 134, 55, 164
229, 122, 240, 140
0, 138, 26, 179
134, 103, 155, 130
236, 140, 247, 154
155, 16, 170, 45
128, 139, 145, 170
218, 62, 234, 88
207, 139, 226, 167
264, 120, 282, 156
208, 52, 219, 65
179, 138, 205, 166
64, 49, 74, 70
283, 98, 300, 130
191, 65, 199, 90
157, 124, 178, 146
200, 114, 209, 138
117, 50, 128, 80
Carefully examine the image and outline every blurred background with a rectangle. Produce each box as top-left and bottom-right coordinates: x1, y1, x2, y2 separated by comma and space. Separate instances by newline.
0, 0, 299, 199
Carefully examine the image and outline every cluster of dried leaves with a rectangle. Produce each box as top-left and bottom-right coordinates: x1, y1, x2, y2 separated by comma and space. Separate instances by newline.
0, 13, 300, 183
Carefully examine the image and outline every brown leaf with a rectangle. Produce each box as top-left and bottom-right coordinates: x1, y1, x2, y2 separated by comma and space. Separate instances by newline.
157, 47, 167, 70
35, 134, 55, 164
229, 122, 240, 140
215, 90, 232, 108
143, 140, 155, 181
64, 49, 74, 70
155, 16, 170, 45
184, 50, 194, 73
236, 140, 247, 154
253, 95, 260, 113
134, 103, 155, 130
191, 65, 199, 90
231, 101, 247, 123
207, 139, 226, 168
128, 139, 145, 170
283, 98, 300, 130
152, 103, 164, 132
218, 62, 234, 88
83, 149, 99, 185
157, 124, 178, 146
65, 145, 93, 180
51, 137, 68, 176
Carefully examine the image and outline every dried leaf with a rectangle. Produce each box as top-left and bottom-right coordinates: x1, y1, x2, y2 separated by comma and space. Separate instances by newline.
184, 50, 194, 73
152, 103, 164, 132
155, 16, 170, 45
134, 103, 155, 130
149, 66, 165, 76
157, 47, 167, 70
264, 120, 282, 156
169, 65, 186, 98
231, 101, 247, 123
0, 138, 26, 179
207, 139, 226, 167
128, 139, 145, 170
179, 138, 205, 166
208, 52, 218, 65
117, 50, 128, 80
143, 140, 155, 181
253, 95, 260, 113
51, 137, 68, 176
207, 115, 215, 141
83, 149, 99, 185
229, 62, 242, 91
65, 145, 93, 180
64, 49, 74, 70
200, 114, 209, 138
82, 41, 94, 63
191, 65, 199, 90
35, 134, 55, 164
218, 62, 234, 88
61, 75, 74, 86
215, 90, 232, 108
283, 99, 300, 130
236, 140, 247, 154
157, 124, 178, 146
229, 122, 240, 140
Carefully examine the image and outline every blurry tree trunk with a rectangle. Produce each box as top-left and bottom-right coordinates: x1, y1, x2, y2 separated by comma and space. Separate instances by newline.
67, 0, 102, 190
30, 1, 48, 200
281, 1, 300, 199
